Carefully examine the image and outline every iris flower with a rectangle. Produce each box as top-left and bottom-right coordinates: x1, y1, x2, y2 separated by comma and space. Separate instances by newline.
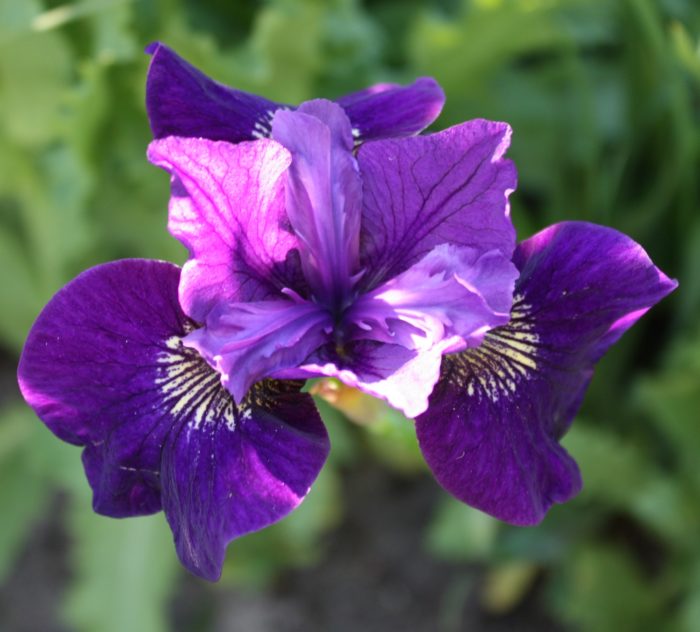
18, 44, 676, 581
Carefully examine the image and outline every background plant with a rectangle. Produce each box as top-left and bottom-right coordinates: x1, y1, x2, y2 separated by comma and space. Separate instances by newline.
0, 0, 698, 630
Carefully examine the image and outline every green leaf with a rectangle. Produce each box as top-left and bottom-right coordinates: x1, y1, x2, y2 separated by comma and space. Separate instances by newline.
426, 495, 499, 562
563, 421, 700, 543
636, 328, 700, 490
0, 30, 72, 145
64, 508, 180, 632
481, 561, 539, 614
552, 545, 672, 632
0, 406, 51, 581
0, 226, 43, 350
361, 402, 425, 474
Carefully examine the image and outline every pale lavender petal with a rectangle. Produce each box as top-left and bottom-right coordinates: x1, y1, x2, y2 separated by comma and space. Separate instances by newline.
161, 379, 328, 581
346, 244, 518, 353
357, 119, 517, 290
272, 100, 362, 310
336, 77, 445, 141
148, 136, 305, 321
17, 260, 329, 579
184, 298, 332, 403
297, 341, 449, 419
146, 42, 284, 142
416, 222, 677, 525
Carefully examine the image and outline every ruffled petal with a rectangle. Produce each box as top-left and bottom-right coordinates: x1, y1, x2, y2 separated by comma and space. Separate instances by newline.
148, 136, 305, 321
184, 298, 332, 403
271, 100, 362, 310
357, 119, 517, 289
347, 244, 518, 353
336, 77, 445, 142
291, 340, 446, 419
415, 222, 677, 525
146, 42, 283, 142
161, 379, 328, 581
18, 260, 329, 580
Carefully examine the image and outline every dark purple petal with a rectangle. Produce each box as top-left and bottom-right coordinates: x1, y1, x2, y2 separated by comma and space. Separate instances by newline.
18, 259, 194, 516
416, 222, 677, 525
184, 297, 332, 403
146, 42, 284, 142
146, 42, 445, 145
271, 100, 362, 310
336, 77, 445, 141
148, 136, 305, 321
357, 119, 517, 290
18, 260, 329, 579
161, 379, 328, 581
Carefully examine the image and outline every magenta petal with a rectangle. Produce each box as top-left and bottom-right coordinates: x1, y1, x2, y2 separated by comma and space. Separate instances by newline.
161, 380, 328, 581
357, 119, 517, 289
148, 136, 305, 321
146, 42, 283, 142
272, 101, 362, 309
336, 77, 445, 141
416, 222, 677, 525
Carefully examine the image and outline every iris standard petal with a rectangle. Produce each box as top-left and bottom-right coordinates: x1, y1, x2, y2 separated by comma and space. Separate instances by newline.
148, 136, 305, 321
415, 222, 677, 525
335, 77, 445, 142
146, 42, 283, 143
357, 119, 517, 290
146, 42, 445, 145
272, 100, 362, 311
18, 260, 329, 577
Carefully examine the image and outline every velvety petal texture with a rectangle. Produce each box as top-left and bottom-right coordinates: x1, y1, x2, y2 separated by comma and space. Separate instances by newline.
416, 222, 677, 525
161, 378, 328, 581
146, 42, 283, 143
146, 42, 444, 144
335, 77, 445, 141
148, 136, 304, 320
357, 119, 517, 290
18, 260, 329, 580
272, 100, 362, 310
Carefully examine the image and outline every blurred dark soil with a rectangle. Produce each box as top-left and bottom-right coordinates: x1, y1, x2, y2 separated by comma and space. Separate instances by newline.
0, 351, 565, 632
0, 473, 565, 632
184, 466, 567, 632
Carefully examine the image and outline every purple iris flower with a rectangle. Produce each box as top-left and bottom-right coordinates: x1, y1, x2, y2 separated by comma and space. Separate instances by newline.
17, 45, 676, 582
144, 42, 446, 145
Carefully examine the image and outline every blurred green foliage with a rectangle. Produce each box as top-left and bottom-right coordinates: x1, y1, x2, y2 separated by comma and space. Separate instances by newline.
1, 0, 699, 630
